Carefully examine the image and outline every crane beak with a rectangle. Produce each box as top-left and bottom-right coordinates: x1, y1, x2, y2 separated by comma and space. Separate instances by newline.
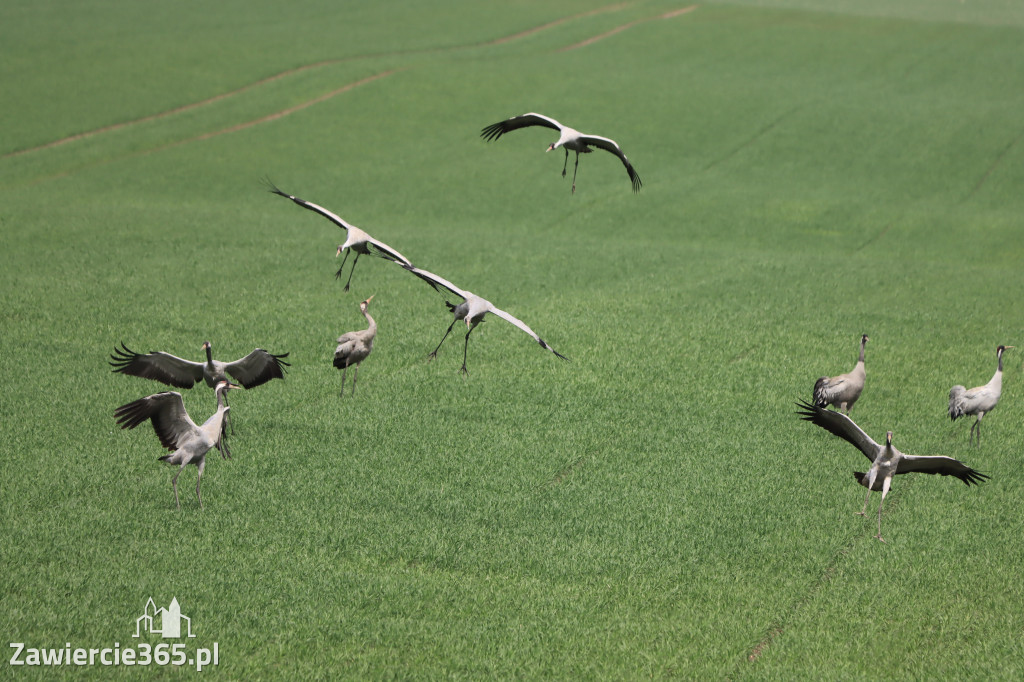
364, 295, 375, 305
885, 431, 893, 446
335, 245, 344, 257
545, 143, 555, 152
201, 341, 211, 350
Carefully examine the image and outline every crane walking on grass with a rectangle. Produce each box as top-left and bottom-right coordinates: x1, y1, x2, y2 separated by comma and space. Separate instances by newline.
334, 296, 377, 397
797, 399, 989, 543
813, 334, 868, 414
266, 181, 412, 291
114, 380, 240, 509
481, 113, 642, 194
400, 263, 567, 374
110, 340, 289, 456
949, 344, 1014, 446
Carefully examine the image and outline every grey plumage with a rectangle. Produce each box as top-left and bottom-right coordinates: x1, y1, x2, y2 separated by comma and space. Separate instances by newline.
334, 296, 377, 396
813, 334, 868, 414
481, 113, 642, 194
266, 181, 412, 291
797, 399, 988, 543
949, 344, 1013, 446
114, 380, 240, 509
400, 263, 568, 374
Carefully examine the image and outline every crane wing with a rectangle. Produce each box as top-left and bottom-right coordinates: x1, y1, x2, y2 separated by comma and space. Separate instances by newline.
488, 306, 568, 361
578, 134, 642, 192
110, 343, 205, 389
795, 399, 880, 462
400, 264, 469, 303
266, 181, 355, 235
481, 113, 564, 141
114, 391, 199, 451
896, 454, 990, 485
223, 349, 290, 389
364, 235, 412, 266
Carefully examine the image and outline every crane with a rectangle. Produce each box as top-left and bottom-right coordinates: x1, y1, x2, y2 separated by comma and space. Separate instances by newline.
114, 380, 240, 509
400, 263, 567, 374
266, 181, 412, 291
110, 340, 289, 456
334, 295, 377, 396
481, 113, 641, 194
796, 399, 989, 543
949, 344, 1014, 446
813, 334, 868, 414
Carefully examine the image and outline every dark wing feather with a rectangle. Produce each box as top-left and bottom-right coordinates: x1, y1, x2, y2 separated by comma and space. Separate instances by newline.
481, 113, 563, 141
488, 306, 569, 361
579, 134, 642, 192
795, 399, 880, 462
113, 391, 197, 451
364, 236, 412, 266
223, 349, 290, 389
266, 180, 354, 235
109, 342, 205, 389
896, 454, 990, 486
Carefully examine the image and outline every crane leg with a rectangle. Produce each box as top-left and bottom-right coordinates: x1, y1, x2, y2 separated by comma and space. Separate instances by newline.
339, 364, 348, 397
342, 252, 360, 293
352, 363, 359, 395
460, 324, 478, 375
561, 148, 569, 177
171, 464, 187, 509
196, 459, 206, 510
571, 153, 580, 194
875, 477, 892, 543
856, 490, 870, 516
428, 320, 456, 361
970, 414, 983, 446
334, 248, 351, 281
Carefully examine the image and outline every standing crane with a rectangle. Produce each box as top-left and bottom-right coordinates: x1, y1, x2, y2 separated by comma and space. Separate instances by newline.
813, 334, 868, 414
110, 340, 289, 456
334, 296, 377, 397
949, 345, 1014, 446
481, 113, 642, 194
266, 181, 412, 291
400, 263, 567, 374
114, 380, 240, 509
797, 399, 989, 543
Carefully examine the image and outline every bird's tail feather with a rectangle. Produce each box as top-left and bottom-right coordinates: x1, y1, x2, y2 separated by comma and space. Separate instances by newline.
948, 385, 966, 420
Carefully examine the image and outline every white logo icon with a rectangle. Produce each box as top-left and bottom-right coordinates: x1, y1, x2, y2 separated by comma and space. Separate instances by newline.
133, 597, 195, 639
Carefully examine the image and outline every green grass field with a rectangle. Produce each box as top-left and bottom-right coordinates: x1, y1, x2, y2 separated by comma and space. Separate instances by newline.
2, 0, 1023, 677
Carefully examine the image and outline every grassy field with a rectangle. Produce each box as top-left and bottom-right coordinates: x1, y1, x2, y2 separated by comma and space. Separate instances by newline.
2, 0, 1023, 678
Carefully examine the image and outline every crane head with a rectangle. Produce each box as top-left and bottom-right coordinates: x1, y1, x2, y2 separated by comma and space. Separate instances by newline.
997, 345, 1014, 354
215, 380, 241, 393
202, 341, 212, 351
546, 143, 556, 152
336, 245, 346, 257
360, 295, 374, 309
861, 334, 869, 344
885, 431, 893, 447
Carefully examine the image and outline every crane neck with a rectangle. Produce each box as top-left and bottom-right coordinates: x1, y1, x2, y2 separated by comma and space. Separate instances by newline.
997, 351, 1004, 374
204, 344, 214, 368
363, 309, 377, 336
857, 340, 866, 364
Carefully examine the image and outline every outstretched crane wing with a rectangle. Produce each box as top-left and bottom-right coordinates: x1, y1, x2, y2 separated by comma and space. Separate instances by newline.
579, 134, 642, 192
796, 399, 880, 462
224, 349, 290, 389
481, 113, 564, 141
896, 454, 990, 485
114, 391, 199, 451
110, 343, 205, 389
488, 306, 568, 361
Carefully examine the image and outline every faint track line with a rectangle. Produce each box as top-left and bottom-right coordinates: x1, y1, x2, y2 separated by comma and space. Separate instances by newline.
1, 60, 349, 160
25, 70, 399, 187
558, 5, 698, 52
486, 3, 633, 46
963, 126, 1024, 202
704, 105, 800, 171
854, 220, 895, 253
742, 481, 913, 667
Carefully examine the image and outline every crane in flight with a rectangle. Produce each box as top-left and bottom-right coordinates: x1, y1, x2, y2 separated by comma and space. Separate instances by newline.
400, 263, 567, 374
797, 399, 989, 543
481, 113, 641, 194
266, 181, 412, 291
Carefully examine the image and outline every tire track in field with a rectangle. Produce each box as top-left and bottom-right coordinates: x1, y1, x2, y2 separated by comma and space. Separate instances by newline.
853, 219, 895, 253
26, 70, 399, 187
742, 480, 915, 667
557, 5, 699, 52
3, 2, 634, 163
962, 126, 1024, 202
